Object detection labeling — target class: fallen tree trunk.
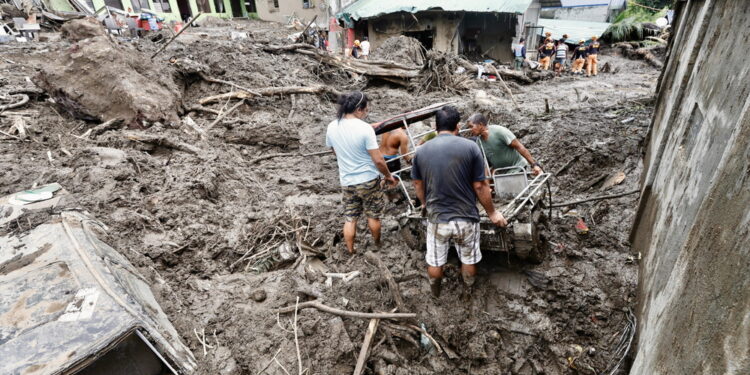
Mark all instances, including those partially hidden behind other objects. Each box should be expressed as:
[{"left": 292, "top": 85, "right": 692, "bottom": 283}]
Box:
[
  {"left": 264, "top": 43, "right": 421, "bottom": 83},
  {"left": 199, "top": 85, "right": 340, "bottom": 105},
  {"left": 613, "top": 42, "right": 663, "bottom": 69}
]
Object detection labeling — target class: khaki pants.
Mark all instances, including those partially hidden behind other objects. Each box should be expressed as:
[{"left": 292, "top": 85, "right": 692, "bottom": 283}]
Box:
[
  {"left": 572, "top": 58, "right": 585, "bottom": 73},
  {"left": 539, "top": 56, "right": 551, "bottom": 70},
  {"left": 586, "top": 54, "right": 599, "bottom": 76}
]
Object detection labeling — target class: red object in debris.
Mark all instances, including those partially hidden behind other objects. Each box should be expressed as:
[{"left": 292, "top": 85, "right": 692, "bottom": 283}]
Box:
[
  {"left": 173, "top": 22, "right": 183, "bottom": 33},
  {"left": 575, "top": 218, "right": 589, "bottom": 235}
]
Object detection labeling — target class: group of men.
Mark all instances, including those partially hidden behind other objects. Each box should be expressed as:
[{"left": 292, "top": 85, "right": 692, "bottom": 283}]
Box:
[
  {"left": 325, "top": 92, "right": 543, "bottom": 297},
  {"left": 513, "top": 32, "right": 601, "bottom": 76}
]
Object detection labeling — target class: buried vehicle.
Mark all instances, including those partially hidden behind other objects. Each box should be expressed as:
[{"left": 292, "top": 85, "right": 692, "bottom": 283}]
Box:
[
  {"left": 0, "top": 184, "right": 196, "bottom": 374},
  {"left": 373, "top": 104, "right": 552, "bottom": 263}
]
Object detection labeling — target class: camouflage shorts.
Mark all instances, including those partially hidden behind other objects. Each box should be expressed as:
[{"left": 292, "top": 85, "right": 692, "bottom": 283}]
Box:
[{"left": 342, "top": 178, "right": 385, "bottom": 221}]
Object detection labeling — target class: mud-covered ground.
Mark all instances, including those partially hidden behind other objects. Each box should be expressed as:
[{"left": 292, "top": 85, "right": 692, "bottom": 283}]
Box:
[{"left": 0, "top": 18, "right": 658, "bottom": 375}]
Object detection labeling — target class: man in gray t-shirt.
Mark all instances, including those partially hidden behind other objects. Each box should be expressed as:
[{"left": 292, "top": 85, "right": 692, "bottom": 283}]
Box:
[{"left": 411, "top": 106, "right": 507, "bottom": 298}]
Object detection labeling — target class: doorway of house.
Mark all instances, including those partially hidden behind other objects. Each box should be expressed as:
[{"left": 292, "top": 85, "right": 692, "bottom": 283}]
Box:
[
  {"left": 245, "top": 0, "right": 256, "bottom": 13},
  {"left": 175, "top": 0, "right": 192, "bottom": 22},
  {"left": 404, "top": 30, "right": 434, "bottom": 49},
  {"left": 229, "top": 0, "right": 244, "bottom": 17}
]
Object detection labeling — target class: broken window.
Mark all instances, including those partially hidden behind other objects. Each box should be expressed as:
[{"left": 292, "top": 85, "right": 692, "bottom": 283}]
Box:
[
  {"left": 196, "top": 0, "right": 211, "bottom": 13},
  {"left": 302, "top": 0, "right": 310, "bottom": 9},
  {"left": 213, "top": 0, "right": 225, "bottom": 13},
  {"left": 153, "top": 0, "right": 172, "bottom": 12}
]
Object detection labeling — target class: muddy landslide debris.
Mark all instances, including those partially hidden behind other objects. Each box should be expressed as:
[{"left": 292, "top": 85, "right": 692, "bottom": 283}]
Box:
[{"left": 34, "top": 35, "right": 181, "bottom": 125}]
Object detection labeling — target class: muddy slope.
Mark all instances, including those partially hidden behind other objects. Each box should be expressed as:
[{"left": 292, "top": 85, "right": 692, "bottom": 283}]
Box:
[{"left": 0, "top": 19, "right": 658, "bottom": 375}]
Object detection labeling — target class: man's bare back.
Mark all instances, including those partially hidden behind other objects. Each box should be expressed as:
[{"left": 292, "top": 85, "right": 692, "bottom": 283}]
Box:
[{"left": 380, "top": 128, "right": 409, "bottom": 158}]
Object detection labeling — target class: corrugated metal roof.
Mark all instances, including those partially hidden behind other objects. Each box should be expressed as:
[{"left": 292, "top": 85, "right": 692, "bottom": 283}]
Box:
[
  {"left": 537, "top": 18, "right": 610, "bottom": 43},
  {"left": 339, "top": 0, "right": 534, "bottom": 21}
]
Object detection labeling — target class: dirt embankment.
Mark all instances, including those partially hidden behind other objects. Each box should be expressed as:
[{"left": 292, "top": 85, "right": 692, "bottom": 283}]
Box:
[{"left": 0, "top": 18, "right": 659, "bottom": 375}]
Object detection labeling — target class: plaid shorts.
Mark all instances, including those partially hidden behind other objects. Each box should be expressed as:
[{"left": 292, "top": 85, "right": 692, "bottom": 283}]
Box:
[
  {"left": 342, "top": 178, "right": 385, "bottom": 221},
  {"left": 425, "top": 221, "right": 481, "bottom": 267}
]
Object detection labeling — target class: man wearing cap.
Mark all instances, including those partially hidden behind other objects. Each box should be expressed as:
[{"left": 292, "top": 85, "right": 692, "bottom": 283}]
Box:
[
  {"left": 571, "top": 40, "right": 588, "bottom": 75},
  {"left": 538, "top": 38, "right": 555, "bottom": 70},
  {"left": 587, "top": 36, "right": 602, "bottom": 77}
]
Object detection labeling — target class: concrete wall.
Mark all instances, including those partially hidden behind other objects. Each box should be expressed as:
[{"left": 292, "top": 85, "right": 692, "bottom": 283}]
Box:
[
  {"left": 540, "top": 5, "right": 609, "bottom": 22},
  {"left": 365, "top": 11, "right": 520, "bottom": 63},
  {"left": 255, "top": 0, "right": 328, "bottom": 25},
  {"left": 366, "top": 12, "right": 461, "bottom": 55},
  {"left": 630, "top": 0, "right": 750, "bottom": 374}
]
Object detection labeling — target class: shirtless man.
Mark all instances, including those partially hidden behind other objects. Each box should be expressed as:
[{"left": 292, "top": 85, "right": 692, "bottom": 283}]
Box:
[{"left": 379, "top": 128, "right": 411, "bottom": 175}]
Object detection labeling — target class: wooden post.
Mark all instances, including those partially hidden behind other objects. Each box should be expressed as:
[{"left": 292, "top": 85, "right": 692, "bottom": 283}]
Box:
[
  {"left": 352, "top": 318, "right": 380, "bottom": 375},
  {"left": 151, "top": 13, "right": 202, "bottom": 60}
]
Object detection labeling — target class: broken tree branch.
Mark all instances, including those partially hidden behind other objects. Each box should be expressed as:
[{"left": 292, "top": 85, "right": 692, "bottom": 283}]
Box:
[
  {"left": 365, "top": 251, "right": 406, "bottom": 312},
  {"left": 123, "top": 131, "right": 202, "bottom": 155},
  {"left": 295, "top": 14, "right": 317, "bottom": 43},
  {"left": 483, "top": 63, "right": 520, "bottom": 109},
  {"left": 199, "top": 85, "right": 339, "bottom": 105},
  {"left": 0, "top": 129, "right": 23, "bottom": 141},
  {"left": 186, "top": 104, "right": 221, "bottom": 115},
  {"left": 353, "top": 318, "right": 380, "bottom": 375},
  {"left": 0, "top": 94, "right": 30, "bottom": 111},
  {"left": 276, "top": 300, "right": 416, "bottom": 320},
  {"left": 293, "top": 297, "right": 304, "bottom": 375},
  {"left": 551, "top": 189, "right": 640, "bottom": 208},
  {"left": 198, "top": 73, "right": 262, "bottom": 96},
  {"left": 89, "top": 118, "right": 124, "bottom": 137},
  {"left": 207, "top": 99, "right": 244, "bottom": 130}
]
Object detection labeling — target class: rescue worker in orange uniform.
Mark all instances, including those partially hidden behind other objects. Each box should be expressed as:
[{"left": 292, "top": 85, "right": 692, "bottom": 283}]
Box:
[
  {"left": 538, "top": 38, "right": 555, "bottom": 70},
  {"left": 571, "top": 39, "right": 588, "bottom": 74},
  {"left": 586, "top": 36, "right": 602, "bottom": 77}
]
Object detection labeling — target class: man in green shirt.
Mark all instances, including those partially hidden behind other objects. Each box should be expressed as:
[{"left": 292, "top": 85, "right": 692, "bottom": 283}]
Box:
[{"left": 467, "top": 113, "right": 543, "bottom": 176}]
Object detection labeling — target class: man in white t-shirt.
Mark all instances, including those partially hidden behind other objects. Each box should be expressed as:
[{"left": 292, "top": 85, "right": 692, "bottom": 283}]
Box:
[
  {"left": 326, "top": 91, "right": 396, "bottom": 254},
  {"left": 360, "top": 36, "right": 371, "bottom": 60}
]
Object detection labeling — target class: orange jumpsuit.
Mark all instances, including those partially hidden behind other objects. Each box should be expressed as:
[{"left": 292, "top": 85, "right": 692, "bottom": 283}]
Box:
[
  {"left": 571, "top": 45, "right": 588, "bottom": 73},
  {"left": 587, "top": 41, "right": 601, "bottom": 76},
  {"left": 538, "top": 42, "right": 555, "bottom": 70}
]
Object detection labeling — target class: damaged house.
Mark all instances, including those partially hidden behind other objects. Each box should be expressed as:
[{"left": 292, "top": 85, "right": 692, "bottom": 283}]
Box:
[{"left": 338, "top": 0, "right": 542, "bottom": 63}]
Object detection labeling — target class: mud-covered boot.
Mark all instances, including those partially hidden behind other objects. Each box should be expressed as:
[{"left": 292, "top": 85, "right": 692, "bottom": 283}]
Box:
[{"left": 429, "top": 277, "right": 442, "bottom": 298}]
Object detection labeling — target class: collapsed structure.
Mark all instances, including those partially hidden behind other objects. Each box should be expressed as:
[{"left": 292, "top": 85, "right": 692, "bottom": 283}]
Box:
[
  {"left": 0, "top": 185, "right": 196, "bottom": 374},
  {"left": 338, "top": 0, "right": 543, "bottom": 63}
]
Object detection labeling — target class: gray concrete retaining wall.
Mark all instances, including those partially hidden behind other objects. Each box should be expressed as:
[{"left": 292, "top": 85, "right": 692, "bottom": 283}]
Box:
[{"left": 630, "top": 0, "right": 750, "bottom": 373}]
